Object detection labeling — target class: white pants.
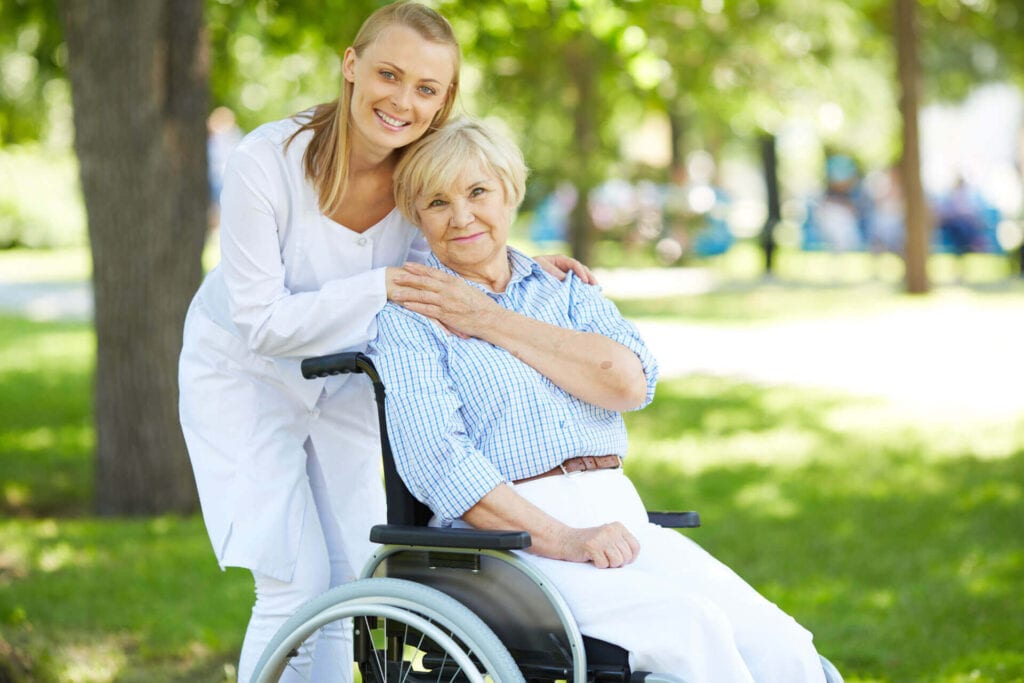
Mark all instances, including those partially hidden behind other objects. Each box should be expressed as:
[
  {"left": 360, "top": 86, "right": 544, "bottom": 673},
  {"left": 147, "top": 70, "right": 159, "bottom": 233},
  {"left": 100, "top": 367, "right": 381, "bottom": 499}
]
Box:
[
  {"left": 237, "top": 439, "right": 380, "bottom": 683},
  {"left": 508, "top": 469, "right": 825, "bottom": 683}
]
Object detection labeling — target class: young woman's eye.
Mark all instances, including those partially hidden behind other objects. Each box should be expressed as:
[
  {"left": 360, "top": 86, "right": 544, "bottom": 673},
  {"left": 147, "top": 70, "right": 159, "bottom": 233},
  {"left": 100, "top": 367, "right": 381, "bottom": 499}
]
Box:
[
  {"left": 380, "top": 70, "right": 397, "bottom": 81},
  {"left": 418, "top": 85, "right": 437, "bottom": 96}
]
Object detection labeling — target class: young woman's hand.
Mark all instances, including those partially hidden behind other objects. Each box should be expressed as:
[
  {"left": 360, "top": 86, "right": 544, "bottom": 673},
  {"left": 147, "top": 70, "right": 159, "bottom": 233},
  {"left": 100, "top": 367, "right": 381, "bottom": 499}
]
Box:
[{"left": 534, "top": 254, "right": 597, "bottom": 285}]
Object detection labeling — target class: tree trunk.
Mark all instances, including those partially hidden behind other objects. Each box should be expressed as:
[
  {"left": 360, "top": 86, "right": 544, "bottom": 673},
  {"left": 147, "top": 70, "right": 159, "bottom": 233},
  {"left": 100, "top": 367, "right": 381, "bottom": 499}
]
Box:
[
  {"left": 760, "top": 134, "right": 781, "bottom": 276},
  {"left": 565, "top": 38, "right": 599, "bottom": 265},
  {"left": 61, "top": 1, "right": 208, "bottom": 514},
  {"left": 894, "top": 0, "right": 930, "bottom": 294}
]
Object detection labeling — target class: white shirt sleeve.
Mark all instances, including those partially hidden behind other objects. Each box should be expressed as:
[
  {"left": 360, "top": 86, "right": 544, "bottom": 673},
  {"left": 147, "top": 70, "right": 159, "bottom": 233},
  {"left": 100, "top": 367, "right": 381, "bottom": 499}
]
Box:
[
  {"left": 406, "top": 232, "right": 430, "bottom": 265},
  {"left": 217, "top": 138, "right": 389, "bottom": 359}
]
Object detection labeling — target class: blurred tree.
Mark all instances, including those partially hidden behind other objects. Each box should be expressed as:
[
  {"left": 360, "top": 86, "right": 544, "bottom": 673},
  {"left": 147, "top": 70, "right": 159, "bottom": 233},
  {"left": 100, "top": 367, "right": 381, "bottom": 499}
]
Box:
[
  {"left": 0, "top": 0, "right": 65, "bottom": 144},
  {"left": 895, "top": 0, "right": 931, "bottom": 294},
  {"left": 61, "top": 0, "right": 208, "bottom": 514},
  {"left": 205, "top": 0, "right": 381, "bottom": 131},
  {"left": 440, "top": 0, "right": 655, "bottom": 263}
]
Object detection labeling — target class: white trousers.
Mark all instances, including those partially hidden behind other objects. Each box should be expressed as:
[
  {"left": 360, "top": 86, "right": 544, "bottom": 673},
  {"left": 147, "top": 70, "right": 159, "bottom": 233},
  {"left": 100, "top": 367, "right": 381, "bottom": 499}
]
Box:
[
  {"left": 509, "top": 469, "right": 826, "bottom": 683},
  {"left": 236, "top": 437, "right": 383, "bottom": 683}
]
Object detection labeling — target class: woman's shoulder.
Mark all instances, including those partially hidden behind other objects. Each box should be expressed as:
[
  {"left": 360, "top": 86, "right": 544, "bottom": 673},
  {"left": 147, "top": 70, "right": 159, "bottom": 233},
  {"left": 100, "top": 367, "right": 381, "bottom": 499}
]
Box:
[{"left": 235, "top": 116, "right": 307, "bottom": 158}]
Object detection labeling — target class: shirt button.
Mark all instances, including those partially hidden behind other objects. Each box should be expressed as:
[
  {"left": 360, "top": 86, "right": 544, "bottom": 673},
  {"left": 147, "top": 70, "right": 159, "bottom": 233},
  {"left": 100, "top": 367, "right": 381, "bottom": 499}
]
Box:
[
  {"left": 357, "top": 237, "right": 368, "bottom": 246},
  {"left": 310, "top": 408, "right": 320, "bottom": 419}
]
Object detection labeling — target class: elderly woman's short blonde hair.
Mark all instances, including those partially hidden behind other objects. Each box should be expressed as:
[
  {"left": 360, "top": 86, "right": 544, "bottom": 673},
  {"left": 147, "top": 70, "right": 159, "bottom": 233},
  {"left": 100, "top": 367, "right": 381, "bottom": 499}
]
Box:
[{"left": 393, "top": 116, "right": 527, "bottom": 226}]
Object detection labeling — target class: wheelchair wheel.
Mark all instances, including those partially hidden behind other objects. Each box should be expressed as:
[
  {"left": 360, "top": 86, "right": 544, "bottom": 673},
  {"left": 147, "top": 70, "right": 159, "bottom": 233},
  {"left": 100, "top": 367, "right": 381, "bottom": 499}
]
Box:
[{"left": 250, "top": 577, "right": 524, "bottom": 683}]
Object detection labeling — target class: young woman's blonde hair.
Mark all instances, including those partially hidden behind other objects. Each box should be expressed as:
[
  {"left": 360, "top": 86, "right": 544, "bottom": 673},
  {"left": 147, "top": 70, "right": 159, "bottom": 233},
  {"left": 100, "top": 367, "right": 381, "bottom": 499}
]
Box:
[
  {"left": 288, "top": 1, "right": 460, "bottom": 215},
  {"left": 393, "top": 117, "right": 527, "bottom": 226}
]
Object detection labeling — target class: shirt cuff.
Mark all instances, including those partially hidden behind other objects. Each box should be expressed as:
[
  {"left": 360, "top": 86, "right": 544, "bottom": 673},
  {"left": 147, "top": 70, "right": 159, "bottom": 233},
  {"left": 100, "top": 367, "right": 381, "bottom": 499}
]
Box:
[{"left": 429, "top": 450, "right": 505, "bottom": 525}]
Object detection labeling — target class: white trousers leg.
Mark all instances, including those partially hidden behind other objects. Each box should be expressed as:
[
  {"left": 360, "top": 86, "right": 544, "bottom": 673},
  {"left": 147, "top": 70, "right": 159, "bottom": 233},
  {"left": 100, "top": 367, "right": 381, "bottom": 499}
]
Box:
[
  {"left": 236, "top": 416, "right": 385, "bottom": 683},
  {"left": 509, "top": 469, "right": 825, "bottom": 683},
  {"left": 236, "top": 455, "right": 331, "bottom": 683}
]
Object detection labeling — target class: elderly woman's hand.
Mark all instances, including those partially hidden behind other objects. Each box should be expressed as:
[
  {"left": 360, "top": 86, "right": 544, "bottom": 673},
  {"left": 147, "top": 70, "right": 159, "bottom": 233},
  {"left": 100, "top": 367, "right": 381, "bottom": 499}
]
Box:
[
  {"left": 388, "top": 262, "right": 501, "bottom": 337},
  {"left": 561, "top": 522, "right": 640, "bottom": 569}
]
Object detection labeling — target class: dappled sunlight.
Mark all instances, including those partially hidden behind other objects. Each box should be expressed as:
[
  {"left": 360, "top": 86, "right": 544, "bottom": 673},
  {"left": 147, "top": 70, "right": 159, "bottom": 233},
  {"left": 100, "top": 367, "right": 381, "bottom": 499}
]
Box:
[
  {"left": 0, "top": 329, "right": 94, "bottom": 371},
  {"left": 732, "top": 480, "right": 799, "bottom": 518},
  {"left": 954, "top": 479, "right": 1022, "bottom": 512},
  {"left": 954, "top": 547, "right": 1023, "bottom": 598},
  {"left": 3, "top": 424, "right": 92, "bottom": 453},
  {"left": 58, "top": 638, "right": 127, "bottom": 683}
]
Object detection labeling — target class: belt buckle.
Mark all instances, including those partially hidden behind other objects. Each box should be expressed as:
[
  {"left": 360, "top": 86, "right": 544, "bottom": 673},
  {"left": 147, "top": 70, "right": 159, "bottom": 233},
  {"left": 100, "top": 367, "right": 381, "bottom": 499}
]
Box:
[{"left": 559, "top": 461, "right": 583, "bottom": 478}]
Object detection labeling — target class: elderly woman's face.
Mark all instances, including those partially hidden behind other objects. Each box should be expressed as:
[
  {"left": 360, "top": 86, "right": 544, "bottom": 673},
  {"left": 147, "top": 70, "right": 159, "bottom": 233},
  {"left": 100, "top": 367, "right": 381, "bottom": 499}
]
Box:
[{"left": 416, "top": 158, "right": 513, "bottom": 279}]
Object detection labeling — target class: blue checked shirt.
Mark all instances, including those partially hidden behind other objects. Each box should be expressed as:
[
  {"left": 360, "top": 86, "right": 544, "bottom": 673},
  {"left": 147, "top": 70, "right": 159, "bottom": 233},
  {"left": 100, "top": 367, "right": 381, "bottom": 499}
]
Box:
[{"left": 367, "top": 248, "right": 658, "bottom": 525}]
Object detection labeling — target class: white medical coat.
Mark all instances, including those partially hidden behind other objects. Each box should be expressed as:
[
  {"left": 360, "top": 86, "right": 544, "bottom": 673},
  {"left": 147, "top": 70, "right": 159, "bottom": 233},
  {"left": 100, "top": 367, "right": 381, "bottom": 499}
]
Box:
[{"left": 178, "top": 116, "right": 427, "bottom": 580}]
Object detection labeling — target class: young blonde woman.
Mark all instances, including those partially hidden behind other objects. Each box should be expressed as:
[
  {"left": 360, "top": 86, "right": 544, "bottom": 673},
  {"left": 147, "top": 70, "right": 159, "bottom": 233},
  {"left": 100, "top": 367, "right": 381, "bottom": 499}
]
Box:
[{"left": 178, "top": 3, "right": 588, "bottom": 680}]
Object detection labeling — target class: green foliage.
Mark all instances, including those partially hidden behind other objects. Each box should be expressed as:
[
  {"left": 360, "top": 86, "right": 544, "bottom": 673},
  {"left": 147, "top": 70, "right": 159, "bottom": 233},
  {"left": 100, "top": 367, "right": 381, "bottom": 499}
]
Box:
[
  {"left": 0, "top": 146, "right": 87, "bottom": 248},
  {"left": 0, "top": 0, "right": 66, "bottom": 145},
  {"left": 205, "top": 0, "right": 383, "bottom": 131}
]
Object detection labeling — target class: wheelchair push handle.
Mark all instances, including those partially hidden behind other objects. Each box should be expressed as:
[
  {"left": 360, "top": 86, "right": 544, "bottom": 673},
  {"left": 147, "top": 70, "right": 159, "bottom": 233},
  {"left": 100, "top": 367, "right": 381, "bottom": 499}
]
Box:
[{"left": 301, "top": 351, "right": 380, "bottom": 382}]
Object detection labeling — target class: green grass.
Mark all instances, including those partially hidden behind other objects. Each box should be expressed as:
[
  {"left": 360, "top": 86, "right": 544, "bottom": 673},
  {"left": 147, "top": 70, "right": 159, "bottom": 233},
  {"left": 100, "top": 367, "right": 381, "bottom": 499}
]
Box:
[
  {"left": 625, "top": 379, "right": 1024, "bottom": 683},
  {"left": 0, "top": 315, "right": 94, "bottom": 517},
  {"left": 1, "top": 288, "right": 1023, "bottom": 681}
]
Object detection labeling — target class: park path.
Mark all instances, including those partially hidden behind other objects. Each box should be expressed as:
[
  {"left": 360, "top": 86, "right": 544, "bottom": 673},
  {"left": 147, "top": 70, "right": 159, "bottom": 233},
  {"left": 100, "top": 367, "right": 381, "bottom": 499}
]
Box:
[
  {"left": 2, "top": 269, "right": 1022, "bottom": 419},
  {"left": 594, "top": 267, "right": 1024, "bottom": 419}
]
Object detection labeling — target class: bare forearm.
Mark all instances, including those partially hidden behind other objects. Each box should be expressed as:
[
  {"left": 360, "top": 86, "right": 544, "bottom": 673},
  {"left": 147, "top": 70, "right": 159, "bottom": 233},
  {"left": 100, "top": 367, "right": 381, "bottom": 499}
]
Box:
[
  {"left": 475, "top": 308, "right": 647, "bottom": 411},
  {"left": 462, "top": 484, "right": 571, "bottom": 559},
  {"left": 463, "top": 484, "right": 640, "bottom": 568}
]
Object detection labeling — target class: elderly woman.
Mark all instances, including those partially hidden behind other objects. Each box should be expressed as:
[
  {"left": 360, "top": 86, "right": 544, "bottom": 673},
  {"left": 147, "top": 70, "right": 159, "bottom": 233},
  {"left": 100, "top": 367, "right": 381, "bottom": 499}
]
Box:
[{"left": 369, "top": 117, "right": 826, "bottom": 682}]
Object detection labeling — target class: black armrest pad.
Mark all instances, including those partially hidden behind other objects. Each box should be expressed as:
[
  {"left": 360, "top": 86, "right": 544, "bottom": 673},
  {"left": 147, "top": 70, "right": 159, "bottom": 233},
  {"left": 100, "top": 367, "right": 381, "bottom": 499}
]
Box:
[
  {"left": 370, "top": 524, "right": 532, "bottom": 550},
  {"left": 648, "top": 511, "right": 701, "bottom": 528}
]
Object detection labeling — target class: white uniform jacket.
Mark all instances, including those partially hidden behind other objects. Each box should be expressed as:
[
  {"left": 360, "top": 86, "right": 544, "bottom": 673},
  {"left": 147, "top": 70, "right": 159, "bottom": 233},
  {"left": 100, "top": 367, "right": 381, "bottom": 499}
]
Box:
[{"left": 178, "top": 116, "right": 426, "bottom": 580}]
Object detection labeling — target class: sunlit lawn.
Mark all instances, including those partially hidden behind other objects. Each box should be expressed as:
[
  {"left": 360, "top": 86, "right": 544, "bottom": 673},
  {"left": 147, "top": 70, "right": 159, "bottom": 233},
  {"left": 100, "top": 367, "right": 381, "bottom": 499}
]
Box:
[{"left": 1, "top": 262, "right": 1023, "bottom": 681}]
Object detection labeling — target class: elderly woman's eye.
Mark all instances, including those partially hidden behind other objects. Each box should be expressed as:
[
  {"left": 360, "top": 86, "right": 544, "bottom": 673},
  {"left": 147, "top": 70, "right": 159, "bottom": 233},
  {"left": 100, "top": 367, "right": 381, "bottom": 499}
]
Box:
[
  {"left": 427, "top": 198, "right": 447, "bottom": 208},
  {"left": 470, "top": 187, "right": 486, "bottom": 197}
]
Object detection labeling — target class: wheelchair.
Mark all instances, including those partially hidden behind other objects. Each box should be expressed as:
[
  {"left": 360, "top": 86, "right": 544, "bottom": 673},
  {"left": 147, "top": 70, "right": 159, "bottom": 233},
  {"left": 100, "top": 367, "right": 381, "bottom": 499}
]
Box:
[{"left": 251, "top": 352, "right": 844, "bottom": 683}]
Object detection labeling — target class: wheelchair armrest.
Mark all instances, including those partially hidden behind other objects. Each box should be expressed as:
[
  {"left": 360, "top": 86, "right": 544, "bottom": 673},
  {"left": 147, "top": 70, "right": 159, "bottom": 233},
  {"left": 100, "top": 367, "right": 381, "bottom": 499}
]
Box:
[
  {"left": 647, "top": 511, "right": 700, "bottom": 528},
  {"left": 370, "top": 524, "right": 532, "bottom": 550}
]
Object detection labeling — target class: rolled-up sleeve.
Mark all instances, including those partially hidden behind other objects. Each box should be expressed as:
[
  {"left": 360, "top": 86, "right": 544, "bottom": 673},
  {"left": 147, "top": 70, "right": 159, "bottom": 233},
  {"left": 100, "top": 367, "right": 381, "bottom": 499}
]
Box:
[
  {"left": 368, "top": 305, "right": 504, "bottom": 525},
  {"left": 566, "top": 274, "right": 659, "bottom": 409}
]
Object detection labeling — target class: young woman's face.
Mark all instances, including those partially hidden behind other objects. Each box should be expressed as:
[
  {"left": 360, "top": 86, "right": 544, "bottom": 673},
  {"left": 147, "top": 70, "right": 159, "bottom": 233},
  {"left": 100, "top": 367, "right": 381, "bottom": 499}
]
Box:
[
  {"left": 415, "top": 157, "right": 513, "bottom": 281},
  {"left": 343, "top": 25, "right": 456, "bottom": 159}
]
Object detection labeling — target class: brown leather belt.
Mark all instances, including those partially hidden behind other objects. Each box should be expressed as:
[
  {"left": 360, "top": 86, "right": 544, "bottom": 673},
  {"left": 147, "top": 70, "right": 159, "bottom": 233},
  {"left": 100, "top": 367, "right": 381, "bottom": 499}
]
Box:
[{"left": 513, "top": 455, "right": 623, "bottom": 485}]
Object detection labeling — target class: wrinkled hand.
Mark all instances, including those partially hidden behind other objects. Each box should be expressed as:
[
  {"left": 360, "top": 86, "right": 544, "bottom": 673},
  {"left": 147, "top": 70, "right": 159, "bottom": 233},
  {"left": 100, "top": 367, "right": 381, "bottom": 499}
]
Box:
[
  {"left": 534, "top": 254, "right": 597, "bottom": 285},
  {"left": 561, "top": 522, "right": 640, "bottom": 569},
  {"left": 388, "top": 262, "right": 500, "bottom": 337}
]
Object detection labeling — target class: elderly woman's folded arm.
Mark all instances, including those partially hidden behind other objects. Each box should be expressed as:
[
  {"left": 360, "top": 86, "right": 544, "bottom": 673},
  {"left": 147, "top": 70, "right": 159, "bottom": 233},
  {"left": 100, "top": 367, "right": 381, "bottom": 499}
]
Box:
[
  {"left": 474, "top": 306, "right": 648, "bottom": 412},
  {"left": 462, "top": 483, "right": 641, "bottom": 569}
]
